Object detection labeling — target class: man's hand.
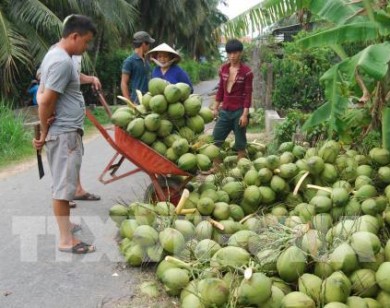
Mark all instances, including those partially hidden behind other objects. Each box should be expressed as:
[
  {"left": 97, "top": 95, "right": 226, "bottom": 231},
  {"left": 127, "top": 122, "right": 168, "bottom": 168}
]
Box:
[
  {"left": 32, "top": 134, "right": 46, "bottom": 151},
  {"left": 91, "top": 76, "right": 101, "bottom": 91},
  {"left": 239, "top": 114, "right": 249, "bottom": 127}
]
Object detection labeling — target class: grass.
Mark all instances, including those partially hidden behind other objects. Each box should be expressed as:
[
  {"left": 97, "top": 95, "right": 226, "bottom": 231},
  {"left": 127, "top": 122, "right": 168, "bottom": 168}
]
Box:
[
  {"left": 0, "top": 103, "right": 111, "bottom": 170},
  {"left": 0, "top": 102, "right": 35, "bottom": 169}
]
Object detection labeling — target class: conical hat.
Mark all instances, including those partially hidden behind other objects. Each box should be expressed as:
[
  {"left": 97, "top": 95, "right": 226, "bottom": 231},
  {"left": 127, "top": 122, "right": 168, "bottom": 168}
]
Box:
[{"left": 147, "top": 43, "right": 181, "bottom": 62}]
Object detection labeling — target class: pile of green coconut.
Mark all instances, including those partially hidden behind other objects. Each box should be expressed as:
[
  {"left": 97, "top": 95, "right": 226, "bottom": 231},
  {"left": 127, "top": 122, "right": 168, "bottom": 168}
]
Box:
[
  {"left": 110, "top": 77, "right": 220, "bottom": 173},
  {"left": 110, "top": 135, "right": 390, "bottom": 307}
]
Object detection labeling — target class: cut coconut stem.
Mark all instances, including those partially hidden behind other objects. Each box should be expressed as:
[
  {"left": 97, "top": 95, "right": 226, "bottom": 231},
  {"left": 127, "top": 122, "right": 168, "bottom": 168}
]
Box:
[
  {"left": 165, "top": 256, "right": 191, "bottom": 269},
  {"left": 293, "top": 171, "right": 310, "bottom": 195},
  {"left": 175, "top": 189, "right": 190, "bottom": 214},
  {"left": 179, "top": 208, "right": 196, "bottom": 215},
  {"left": 208, "top": 218, "right": 225, "bottom": 230},
  {"left": 244, "top": 267, "right": 253, "bottom": 280},
  {"left": 306, "top": 184, "right": 332, "bottom": 193},
  {"left": 239, "top": 213, "right": 256, "bottom": 224},
  {"left": 117, "top": 95, "right": 138, "bottom": 110}
]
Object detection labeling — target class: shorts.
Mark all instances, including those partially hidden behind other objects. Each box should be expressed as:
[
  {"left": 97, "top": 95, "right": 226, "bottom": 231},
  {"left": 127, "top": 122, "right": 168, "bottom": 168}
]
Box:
[
  {"left": 45, "top": 131, "right": 83, "bottom": 201},
  {"left": 212, "top": 109, "right": 247, "bottom": 151}
]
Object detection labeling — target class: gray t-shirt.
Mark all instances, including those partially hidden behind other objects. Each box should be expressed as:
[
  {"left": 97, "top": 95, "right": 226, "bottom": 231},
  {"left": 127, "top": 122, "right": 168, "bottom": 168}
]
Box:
[{"left": 39, "top": 47, "right": 85, "bottom": 135}]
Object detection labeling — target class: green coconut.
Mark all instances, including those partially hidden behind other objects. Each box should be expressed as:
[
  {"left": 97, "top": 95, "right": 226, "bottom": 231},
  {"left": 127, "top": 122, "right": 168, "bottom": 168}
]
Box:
[
  {"left": 186, "top": 115, "right": 205, "bottom": 134},
  {"left": 314, "top": 258, "right": 334, "bottom": 279},
  {"left": 331, "top": 187, "right": 350, "bottom": 207},
  {"left": 119, "top": 219, "right": 139, "bottom": 240},
  {"left": 376, "top": 262, "right": 390, "bottom": 292},
  {"left": 132, "top": 225, "right": 159, "bottom": 247},
  {"left": 364, "top": 298, "right": 382, "bottom": 308},
  {"left": 167, "top": 102, "right": 185, "bottom": 119},
  {"left": 350, "top": 268, "right": 379, "bottom": 298},
  {"left": 281, "top": 291, "right": 315, "bottom": 308},
  {"left": 346, "top": 296, "right": 369, "bottom": 308},
  {"left": 139, "top": 130, "right": 156, "bottom": 145},
  {"left": 109, "top": 203, "right": 129, "bottom": 226},
  {"left": 350, "top": 231, "right": 381, "bottom": 262},
  {"left": 197, "top": 197, "right": 215, "bottom": 215},
  {"left": 259, "top": 186, "right": 276, "bottom": 204},
  {"left": 148, "top": 77, "right": 168, "bottom": 95},
  {"left": 262, "top": 286, "right": 285, "bottom": 308},
  {"left": 238, "top": 272, "right": 272, "bottom": 305},
  {"left": 149, "top": 94, "right": 168, "bottom": 114},
  {"left": 216, "top": 190, "right": 230, "bottom": 203},
  {"left": 198, "top": 107, "right": 214, "bottom": 124},
  {"left": 210, "top": 246, "right": 250, "bottom": 269},
  {"left": 175, "top": 82, "right": 191, "bottom": 101},
  {"left": 134, "top": 203, "right": 156, "bottom": 225},
  {"left": 276, "top": 246, "right": 307, "bottom": 282},
  {"left": 199, "top": 144, "right": 220, "bottom": 160},
  {"left": 195, "top": 220, "right": 213, "bottom": 240},
  {"left": 174, "top": 220, "right": 195, "bottom": 240},
  {"left": 298, "top": 273, "right": 322, "bottom": 303},
  {"left": 156, "top": 260, "right": 177, "bottom": 280},
  {"left": 162, "top": 268, "right": 189, "bottom": 291},
  {"left": 124, "top": 244, "right": 144, "bottom": 266},
  {"left": 126, "top": 117, "right": 145, "bottom": 138},
  {"left": 318, "top": 140, "right": 340, "bottom": 163},
  {"left": 256, "top": 249, "right": 278, "bottom": 272},
  {"left": 178, "top": 153, "right": 197, "bottom": 172},
  {"left": 183, "top": 95, "right": 202, "bottom": 116},
  {"left": 329, "top": 242, "right": 358, "bottom": 274},
  {"left": 164, "top": 84, "right": 182, "bottom": 103},
  {"left": 146, "top": 244, "right": 164, "bottom": 262},
  {"left": 194, "top": 239, "right": 221, "bottom": 261},
  {"left": 196, "top": 154, "right": 212, "bottom": 171},
  {"left": 212, "top": 202, "right": 230, "bottom": 220},
  {"left": 310, "top": 195, "right": 332, "bottom": 213},
  {"left": 111, "top": 110, "right": 134, "bottom": 128},
  {"left": 307, "top": 156, "right": 325, "bottom": 175},
  {"left": 181, "top": 294, "right": 204, "bottom": 308},
  {"left": 369, "top": 147, "right": 390, "bottom": 166},
  {"left": 172, "top": 138, "right": 189, "bottom": 156},
  {"left": 156, "top": 119, "right": 173, "bottom": 137},
  {"left": 321, "top": 271, "right": 351, "bottom": 304},
  {"left": 159, "top": 228, "right": 186, "bottom": 254},
  {"left": 198, "top": 278, "right": 229, "bottom": 307},
  {"left": 355, "top": 184, "right": 378, "bottom": 202}
]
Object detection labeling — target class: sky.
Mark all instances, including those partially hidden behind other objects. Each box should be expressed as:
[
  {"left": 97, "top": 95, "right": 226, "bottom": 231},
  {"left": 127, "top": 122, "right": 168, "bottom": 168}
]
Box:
[{"left": 218, "top": 0, "right": 262, "bottom": 19}]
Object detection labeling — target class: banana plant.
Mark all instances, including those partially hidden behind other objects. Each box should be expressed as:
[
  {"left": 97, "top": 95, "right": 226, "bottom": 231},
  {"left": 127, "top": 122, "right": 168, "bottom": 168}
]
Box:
[{"left": 222, "top": 0, "right": 390, "bottom": 148}]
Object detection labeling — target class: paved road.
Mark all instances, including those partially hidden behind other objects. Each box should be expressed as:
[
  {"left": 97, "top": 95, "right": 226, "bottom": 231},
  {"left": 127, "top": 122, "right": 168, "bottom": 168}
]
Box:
[{"left": 0, "top": 79, "right": 217, "bottom": 308}]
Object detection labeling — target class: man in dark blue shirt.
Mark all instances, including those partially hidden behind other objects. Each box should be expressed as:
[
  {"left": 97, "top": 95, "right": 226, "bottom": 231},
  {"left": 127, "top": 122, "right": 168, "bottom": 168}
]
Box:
[{"left": 120, "top": 31, "right": 155, "bottom": 104}]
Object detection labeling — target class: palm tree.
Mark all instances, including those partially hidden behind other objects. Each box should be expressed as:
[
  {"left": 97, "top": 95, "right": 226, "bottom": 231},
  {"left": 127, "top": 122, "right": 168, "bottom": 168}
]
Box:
[
  {"left": 130, "top": 0, "right": 227, "bottom": 59},
  {"left": 0, "top": 0, "right": 137, "bottom": 97}
]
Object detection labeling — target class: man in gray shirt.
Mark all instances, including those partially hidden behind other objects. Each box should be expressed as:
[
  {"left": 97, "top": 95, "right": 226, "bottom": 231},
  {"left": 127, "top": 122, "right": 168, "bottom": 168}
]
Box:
[{"left": 33, "top": 15, "right": 97, "bottom": 254}]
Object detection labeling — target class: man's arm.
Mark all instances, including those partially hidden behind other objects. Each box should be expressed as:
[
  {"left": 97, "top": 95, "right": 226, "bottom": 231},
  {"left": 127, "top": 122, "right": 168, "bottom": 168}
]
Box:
[
  {"left": 80, "top": 73, "right": 101, "bottom": 91},
  {"left": 33, "top": 87, "right": 58, "bottom": 150},
  {"left": 120, "top": 73, "right": 131, "bottom": 99}
]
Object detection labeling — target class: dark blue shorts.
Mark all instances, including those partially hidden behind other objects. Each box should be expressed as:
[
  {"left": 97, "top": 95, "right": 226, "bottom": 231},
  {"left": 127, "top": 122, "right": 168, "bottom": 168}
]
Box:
[{"left": 212, "top": 109, "right": 247, "bottom": 151}]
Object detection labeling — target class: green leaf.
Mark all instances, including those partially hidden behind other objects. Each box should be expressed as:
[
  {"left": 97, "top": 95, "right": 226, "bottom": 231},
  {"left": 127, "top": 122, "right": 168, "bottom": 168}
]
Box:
[
  {"left": 309, "top": 0, "right": 366, "bottom": 25},
  {"left": 297, "top": 22, "right": 380, "bottom": 49},
  {"left": 341, "top": 42, "right": 390, "bottom": 80}
]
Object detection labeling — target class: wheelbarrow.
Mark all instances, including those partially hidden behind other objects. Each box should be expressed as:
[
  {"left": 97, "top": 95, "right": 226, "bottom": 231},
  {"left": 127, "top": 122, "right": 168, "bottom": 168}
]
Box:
[{"left": 85, "top": 92, "right": 194, "bottom": 205}]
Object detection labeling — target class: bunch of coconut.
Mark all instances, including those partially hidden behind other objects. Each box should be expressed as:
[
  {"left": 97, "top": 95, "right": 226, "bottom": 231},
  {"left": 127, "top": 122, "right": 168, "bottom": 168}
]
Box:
[
  {"left": 109, "top": 139, "right": 390, "bottom": 307},
  {"left": 110, "top": 77, "right": 219, "bottom": 173}
]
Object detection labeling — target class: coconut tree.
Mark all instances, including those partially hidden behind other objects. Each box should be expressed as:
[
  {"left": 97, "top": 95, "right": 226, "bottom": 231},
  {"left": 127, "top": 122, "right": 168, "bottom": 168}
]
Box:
[
  {"left": 222, "top": 0, "right": 390, "bottom": 149},
  {"left": 0, "top": 0, "right": 137, "bottom": 97},
  {"left": 130, "top": 0, "right": 227, "bottom": 59}
]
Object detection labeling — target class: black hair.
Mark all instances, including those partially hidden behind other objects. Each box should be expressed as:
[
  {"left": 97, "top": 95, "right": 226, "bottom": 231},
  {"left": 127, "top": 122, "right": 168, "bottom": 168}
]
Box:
[
  {"left": 132, "top": 41, "right": 144, "bottom": 49},
  {"left": 62, "top": 15, "right": 97, "bottom": 38},
  {"left": 225, "top": 39, "right": 243, "bottom": 53}
]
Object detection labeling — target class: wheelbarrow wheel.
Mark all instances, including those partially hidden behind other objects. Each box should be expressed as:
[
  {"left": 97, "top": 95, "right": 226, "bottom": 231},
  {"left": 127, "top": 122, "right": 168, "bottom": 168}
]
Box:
[{"left": 144, "top": 177, "right": 183, "bottom": 205}]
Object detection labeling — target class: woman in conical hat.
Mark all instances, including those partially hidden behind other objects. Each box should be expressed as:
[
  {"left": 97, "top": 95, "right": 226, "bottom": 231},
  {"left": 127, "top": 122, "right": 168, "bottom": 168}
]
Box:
[{"left": 147, "top": 43, "right": 193, "bottom": 92}]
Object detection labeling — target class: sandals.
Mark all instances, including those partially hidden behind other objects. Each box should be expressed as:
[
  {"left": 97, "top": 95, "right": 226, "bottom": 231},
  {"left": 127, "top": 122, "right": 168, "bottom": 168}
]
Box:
[
  {"left": 73, "top": 192, "right": 101, "bottom": 201},
  {"left": 59, "top": 241, "right": 95, "bottom": 254},
  {"left": 69, "top": 201, "right": 77, "bottom": 208}
]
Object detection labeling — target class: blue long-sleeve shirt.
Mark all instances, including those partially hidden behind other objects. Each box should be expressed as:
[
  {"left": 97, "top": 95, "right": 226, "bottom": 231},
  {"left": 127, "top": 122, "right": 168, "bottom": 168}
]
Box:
[{"left": 152, "top": 64, "right": 193, "bottom": 93}]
